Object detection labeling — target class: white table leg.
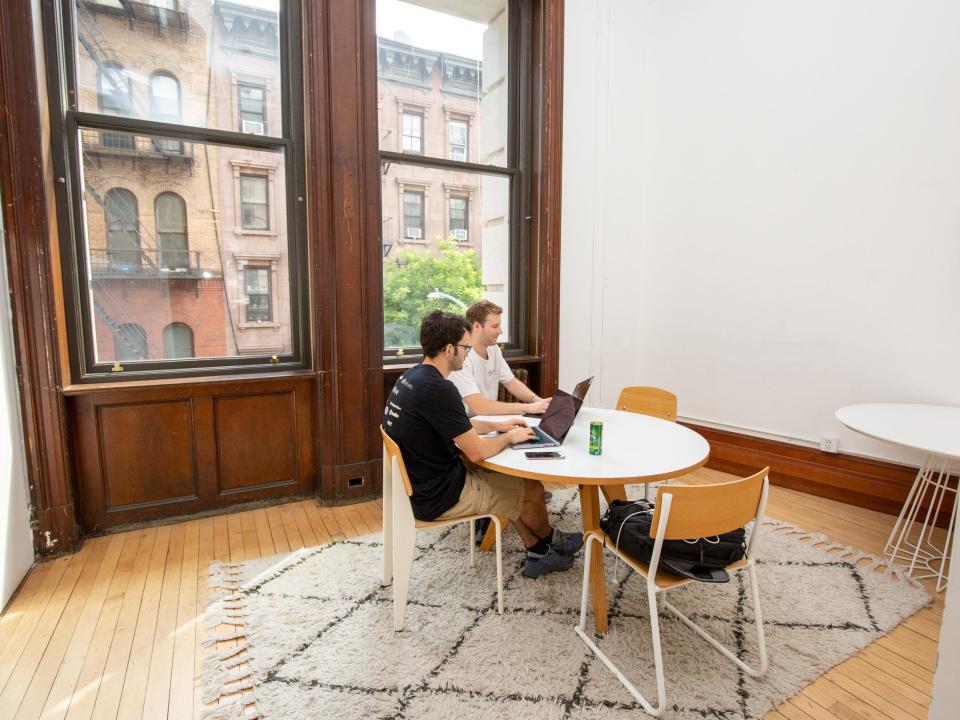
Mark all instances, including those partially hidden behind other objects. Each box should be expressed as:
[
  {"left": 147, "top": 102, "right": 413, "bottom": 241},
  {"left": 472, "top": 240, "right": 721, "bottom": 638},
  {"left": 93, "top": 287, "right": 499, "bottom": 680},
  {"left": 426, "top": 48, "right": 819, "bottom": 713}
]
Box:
[{"left": 885, "top": 453, "right": 956, "bottom": 590}]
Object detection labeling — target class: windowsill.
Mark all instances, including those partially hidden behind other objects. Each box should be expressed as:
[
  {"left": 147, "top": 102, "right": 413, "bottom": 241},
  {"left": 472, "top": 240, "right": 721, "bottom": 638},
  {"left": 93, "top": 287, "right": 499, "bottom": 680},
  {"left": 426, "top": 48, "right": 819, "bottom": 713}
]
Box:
[
  {"left": 398, "top": 238, "right": 428, "bottom": 246},
  {"left": 239, "top": 321, "right": 281, "bottom": 330},
  {"left": 62, "top": 367, "right": 313, "bottom": 395},
  {"left": 234, "top": 229, "right": 278, "bottom": 238}
]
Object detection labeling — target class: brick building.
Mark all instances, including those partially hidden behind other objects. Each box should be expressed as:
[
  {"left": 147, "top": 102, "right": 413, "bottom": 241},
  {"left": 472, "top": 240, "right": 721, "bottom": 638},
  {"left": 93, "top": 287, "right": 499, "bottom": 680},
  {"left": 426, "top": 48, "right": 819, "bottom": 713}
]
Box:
[{"left": 76, "top": 0, "right": 293, "bottom": 361}]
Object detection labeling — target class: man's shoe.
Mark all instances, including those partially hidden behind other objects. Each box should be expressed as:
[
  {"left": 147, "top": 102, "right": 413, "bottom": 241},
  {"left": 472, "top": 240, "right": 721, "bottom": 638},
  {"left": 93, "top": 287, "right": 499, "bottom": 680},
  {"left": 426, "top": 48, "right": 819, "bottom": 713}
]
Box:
[
  {"left": 523, "top": 547, "right": 575, "bottom": 578},
  {"left": 474, "top": 517, "right": 492, "bottom": 545},
  {"left": 548, "top": 528, "right": 584, "bottom": 555}
]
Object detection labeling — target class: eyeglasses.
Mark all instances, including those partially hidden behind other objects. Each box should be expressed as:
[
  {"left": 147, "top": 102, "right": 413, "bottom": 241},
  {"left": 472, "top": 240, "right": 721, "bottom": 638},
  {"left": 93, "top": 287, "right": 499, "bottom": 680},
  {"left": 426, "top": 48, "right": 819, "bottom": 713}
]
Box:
[{"left": 456, "top": 344, "right": 472, "bottom": 355}]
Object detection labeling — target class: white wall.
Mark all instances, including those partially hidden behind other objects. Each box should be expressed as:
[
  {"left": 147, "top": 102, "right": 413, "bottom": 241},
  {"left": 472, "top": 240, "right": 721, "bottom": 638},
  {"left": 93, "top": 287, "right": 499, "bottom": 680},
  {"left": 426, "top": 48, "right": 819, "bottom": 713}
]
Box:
[
  {"left": 560, "top": 0, "right": 960, "bottom": 466},
  {"left": 1, "top": 185, "right": 34, "bottom": 610}
]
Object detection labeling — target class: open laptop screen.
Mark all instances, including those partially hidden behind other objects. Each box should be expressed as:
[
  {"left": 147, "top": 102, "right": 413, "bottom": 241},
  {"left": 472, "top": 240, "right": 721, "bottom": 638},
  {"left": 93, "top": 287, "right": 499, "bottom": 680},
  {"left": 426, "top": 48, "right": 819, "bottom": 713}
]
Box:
[
  {"left": 571, "top": 376, "right": 594, "bottom": 401},
  {"left": 536, "top": 390, "right": 584, "bottom": 444}
]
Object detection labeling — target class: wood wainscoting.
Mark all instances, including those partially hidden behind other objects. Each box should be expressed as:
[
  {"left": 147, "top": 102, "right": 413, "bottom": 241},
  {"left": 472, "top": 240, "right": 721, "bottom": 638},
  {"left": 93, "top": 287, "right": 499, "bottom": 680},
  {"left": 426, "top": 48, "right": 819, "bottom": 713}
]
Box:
[
  {"left": 685, "top": 422, "right": 953, "bottom": 528},
  {"left": 66, "top": 374, "right": 316, "bottom": 533}
]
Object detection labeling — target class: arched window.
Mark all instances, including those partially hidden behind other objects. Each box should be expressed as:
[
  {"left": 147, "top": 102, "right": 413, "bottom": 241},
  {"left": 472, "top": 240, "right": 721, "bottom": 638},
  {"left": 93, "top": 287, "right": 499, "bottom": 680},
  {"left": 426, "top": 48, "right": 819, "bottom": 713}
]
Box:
[
  {"left": 114, "top": 323, "right": 147, "bottom": 361},
  {"left": 149, "top": 71, "right": 181, "bottom": 119},
  {"left": 97, "top": 63, "right": 133, "bottom": 149},
  {"left": 155, "top": 192, "right": 188, "bottom": 270},
  {"left": 149, "top": 72, "right": 182, "bottom": 154},
  {"left": 162, "top": 323, "right": 194, "bottom": 359},
  {"left": 104, "top": 188, "right": 140, "bottom": 270}
]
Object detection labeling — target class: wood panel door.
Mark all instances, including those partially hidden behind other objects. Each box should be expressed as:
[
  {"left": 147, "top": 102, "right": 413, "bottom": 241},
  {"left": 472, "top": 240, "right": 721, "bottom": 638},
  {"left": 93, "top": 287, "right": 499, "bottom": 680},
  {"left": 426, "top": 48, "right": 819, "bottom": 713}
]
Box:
[{"left": 69, "top": 374, "right": 315, "bottom": 532}]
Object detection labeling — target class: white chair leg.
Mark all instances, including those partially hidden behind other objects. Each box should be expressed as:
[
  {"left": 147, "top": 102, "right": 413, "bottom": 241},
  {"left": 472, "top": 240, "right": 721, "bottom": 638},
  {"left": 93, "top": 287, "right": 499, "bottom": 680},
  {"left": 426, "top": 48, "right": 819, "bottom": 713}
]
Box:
[
  {"left": 392, "top": 517, "right": 415, "bottom": 632},
  {"left": 469, "top": 519, "right": 476, "bottom": 568},
  {"left": 492, "top": 516, "right": 503, "bottom": 615},
  {"left": 748, "top": 563, "right": 768, "bottom": 675},
  {"left": 663, "top": 566, "right": 767, "bottom": 677},
  {"left": 574, "top": 535, "right": 667, "bottom": 716},
  {"left": 382, "top": 447, "right": 393, "bottom": 586},
  {"left": 647, "top": 587, "right": 668, "bottom": 714}
]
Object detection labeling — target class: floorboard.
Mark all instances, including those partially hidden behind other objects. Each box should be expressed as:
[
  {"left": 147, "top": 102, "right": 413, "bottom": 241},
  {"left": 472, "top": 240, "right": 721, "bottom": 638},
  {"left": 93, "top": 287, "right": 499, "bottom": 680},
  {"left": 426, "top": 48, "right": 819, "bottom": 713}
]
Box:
[{"left": 0, "top": 470, "right": 947, "bottom": 719}]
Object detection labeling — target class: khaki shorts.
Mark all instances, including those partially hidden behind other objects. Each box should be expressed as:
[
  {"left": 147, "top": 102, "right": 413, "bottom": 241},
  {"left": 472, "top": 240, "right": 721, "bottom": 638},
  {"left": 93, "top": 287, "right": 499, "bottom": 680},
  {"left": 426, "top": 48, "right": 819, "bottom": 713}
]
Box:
[{"left": 438, "top": 462, "right": 524, "bottom": 522}]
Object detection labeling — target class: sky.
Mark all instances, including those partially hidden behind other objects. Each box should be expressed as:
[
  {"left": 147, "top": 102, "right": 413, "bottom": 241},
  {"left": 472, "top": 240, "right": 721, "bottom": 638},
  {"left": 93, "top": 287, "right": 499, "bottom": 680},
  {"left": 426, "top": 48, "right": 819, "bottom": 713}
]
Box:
[{"left": 375, "top": 0, "right": 485, "bottom": 60}]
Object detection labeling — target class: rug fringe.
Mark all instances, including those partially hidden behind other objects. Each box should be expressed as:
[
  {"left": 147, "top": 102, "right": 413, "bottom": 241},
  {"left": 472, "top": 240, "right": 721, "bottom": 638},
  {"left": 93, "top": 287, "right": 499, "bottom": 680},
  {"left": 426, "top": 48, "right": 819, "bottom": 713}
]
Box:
[
  {"left": 761, "top": 519, "right": 927, "bottom": 589},
  {"left": 200, "top": 697, "right": 260, "bottom": 720}
]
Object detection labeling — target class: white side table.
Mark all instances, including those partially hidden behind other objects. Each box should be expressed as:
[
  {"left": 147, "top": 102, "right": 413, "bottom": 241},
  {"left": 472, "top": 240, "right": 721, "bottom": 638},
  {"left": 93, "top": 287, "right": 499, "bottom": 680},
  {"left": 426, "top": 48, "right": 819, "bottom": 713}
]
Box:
[{"left": 836, "top": 404, "right": 960, "bottom": 591}]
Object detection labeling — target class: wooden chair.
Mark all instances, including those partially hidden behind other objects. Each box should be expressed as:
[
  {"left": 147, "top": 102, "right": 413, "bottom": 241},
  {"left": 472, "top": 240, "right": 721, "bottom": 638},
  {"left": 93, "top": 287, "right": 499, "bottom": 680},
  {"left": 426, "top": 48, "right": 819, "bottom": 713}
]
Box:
[
  {"left": 617, "top": 386, "right": 678, "bottom": 499},
  {"left": 616, "top": 386, "right": 677, "bottom": 422},
  {"left": 381, "top": 427, "right": 504, "bottom": 631},
  {"left": 575, "top": 468, "right": 770, "bottom": 716}
]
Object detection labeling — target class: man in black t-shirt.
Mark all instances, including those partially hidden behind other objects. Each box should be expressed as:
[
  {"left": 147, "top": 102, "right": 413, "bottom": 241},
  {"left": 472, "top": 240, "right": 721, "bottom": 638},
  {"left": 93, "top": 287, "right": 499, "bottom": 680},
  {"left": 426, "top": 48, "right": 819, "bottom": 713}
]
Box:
[{"left": 384, "top": 311, "right": 583, "bottom": 578}]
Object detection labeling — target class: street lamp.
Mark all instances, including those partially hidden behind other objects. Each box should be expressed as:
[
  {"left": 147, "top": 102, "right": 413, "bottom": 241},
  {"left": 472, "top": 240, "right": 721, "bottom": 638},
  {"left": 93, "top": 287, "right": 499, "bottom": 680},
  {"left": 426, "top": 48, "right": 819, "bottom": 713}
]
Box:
[{"left": 427, "top": 289, "right": 467, "bottom": 310}]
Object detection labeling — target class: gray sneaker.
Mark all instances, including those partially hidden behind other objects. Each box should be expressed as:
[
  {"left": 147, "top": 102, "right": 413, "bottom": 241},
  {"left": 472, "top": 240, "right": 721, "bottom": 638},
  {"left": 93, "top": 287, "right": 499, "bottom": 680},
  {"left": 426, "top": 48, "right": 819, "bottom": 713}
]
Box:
[
  {"left": 548, "top": 528, "right": 584, "bottom": 555},
  {"left": 523, "top": 546, "right": 575, "bottom": 578}
]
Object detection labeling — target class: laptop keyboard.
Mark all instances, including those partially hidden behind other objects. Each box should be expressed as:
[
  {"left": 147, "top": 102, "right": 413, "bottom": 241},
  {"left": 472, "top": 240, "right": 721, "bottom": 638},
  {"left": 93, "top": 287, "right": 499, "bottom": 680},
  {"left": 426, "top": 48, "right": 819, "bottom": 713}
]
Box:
[{"left": 530, "top": 426, "right": 552, "bottom": 444}]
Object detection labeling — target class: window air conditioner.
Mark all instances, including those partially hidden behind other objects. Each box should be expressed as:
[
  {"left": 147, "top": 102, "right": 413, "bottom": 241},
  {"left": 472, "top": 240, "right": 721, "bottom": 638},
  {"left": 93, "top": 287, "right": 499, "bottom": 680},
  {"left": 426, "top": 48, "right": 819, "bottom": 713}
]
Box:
[
  {"left": 452, "top": 229, "right": 468, "bottom": 241},
  {"left": 405, "top": 227, "right": 422, "bottom": 239},
  {"left": 242, "top": 120, "right": 265, "bottom": 135}
]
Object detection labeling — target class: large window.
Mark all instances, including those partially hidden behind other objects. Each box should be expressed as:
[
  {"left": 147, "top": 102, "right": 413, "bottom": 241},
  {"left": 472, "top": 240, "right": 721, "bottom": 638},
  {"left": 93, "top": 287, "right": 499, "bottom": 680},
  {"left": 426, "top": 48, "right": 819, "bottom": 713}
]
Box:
[
  {"left": 46, "top": 0, "right": 306, "bottom": 379},
  {"left": 377, "top": 0, "right": 526, "bottom": 355}
]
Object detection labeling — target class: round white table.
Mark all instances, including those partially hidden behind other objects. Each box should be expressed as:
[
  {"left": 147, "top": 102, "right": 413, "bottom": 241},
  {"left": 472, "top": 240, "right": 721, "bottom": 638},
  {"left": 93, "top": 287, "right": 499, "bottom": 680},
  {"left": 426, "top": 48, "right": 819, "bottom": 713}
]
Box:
[
  {"left": 836, "top": 404, "right": 960, "bottom": 591},
  {"left": 476, "top": 407, "right": 710, "bottom": 632}
]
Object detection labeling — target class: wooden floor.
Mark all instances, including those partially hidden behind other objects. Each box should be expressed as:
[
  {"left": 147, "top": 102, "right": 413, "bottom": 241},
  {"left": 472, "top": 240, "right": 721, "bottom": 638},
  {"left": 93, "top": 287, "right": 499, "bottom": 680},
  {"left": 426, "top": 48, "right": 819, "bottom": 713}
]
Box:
[{"left": 0, "top": 469, "right": 945, "bottom": 720}]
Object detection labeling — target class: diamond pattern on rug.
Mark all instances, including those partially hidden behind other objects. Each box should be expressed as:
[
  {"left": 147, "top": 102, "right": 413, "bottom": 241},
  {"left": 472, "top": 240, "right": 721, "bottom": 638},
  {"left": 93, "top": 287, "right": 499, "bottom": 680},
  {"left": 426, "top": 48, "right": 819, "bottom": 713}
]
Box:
[{"left": 203, "top": 489, "right": 930, "bottom": 720}]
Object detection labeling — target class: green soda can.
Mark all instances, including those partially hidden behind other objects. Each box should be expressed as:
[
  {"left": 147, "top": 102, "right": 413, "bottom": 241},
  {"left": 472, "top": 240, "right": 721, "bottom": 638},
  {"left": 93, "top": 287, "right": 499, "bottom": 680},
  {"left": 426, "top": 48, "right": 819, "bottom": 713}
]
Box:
[{"left": 589, "top": 421, "right": 603, "bottom": 455}]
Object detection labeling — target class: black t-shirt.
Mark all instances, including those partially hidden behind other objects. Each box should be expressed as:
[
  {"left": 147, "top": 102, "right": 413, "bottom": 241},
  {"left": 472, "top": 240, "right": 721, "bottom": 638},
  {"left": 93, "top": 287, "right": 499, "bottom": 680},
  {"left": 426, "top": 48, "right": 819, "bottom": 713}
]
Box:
[{"left": 383, "top": 363, "right": 473, "bottom": 520}]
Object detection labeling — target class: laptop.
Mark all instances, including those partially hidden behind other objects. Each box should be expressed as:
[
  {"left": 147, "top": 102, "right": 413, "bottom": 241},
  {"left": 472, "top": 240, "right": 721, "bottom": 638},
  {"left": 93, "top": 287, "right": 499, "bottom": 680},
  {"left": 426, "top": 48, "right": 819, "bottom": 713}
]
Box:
[
  {"left": 523, "top": 375, "right": 594, "bottom": 418},
  {"left": 511, "top": 376, "right": 593, "bottom": 450}
]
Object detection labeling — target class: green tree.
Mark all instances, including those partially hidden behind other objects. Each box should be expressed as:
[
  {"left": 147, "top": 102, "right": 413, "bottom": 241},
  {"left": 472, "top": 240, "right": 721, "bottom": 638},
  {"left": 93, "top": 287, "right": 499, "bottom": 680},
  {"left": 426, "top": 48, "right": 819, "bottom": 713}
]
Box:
[{"left": 383, "top": 239, "right": 484, "bottom": 348}]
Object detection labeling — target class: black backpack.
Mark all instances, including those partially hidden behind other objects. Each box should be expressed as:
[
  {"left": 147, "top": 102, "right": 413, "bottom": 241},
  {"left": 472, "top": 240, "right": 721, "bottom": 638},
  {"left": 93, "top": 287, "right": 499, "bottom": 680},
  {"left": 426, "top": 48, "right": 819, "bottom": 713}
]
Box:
[{"left": 599, "top": 499, "right": 747, "bottom": 583}]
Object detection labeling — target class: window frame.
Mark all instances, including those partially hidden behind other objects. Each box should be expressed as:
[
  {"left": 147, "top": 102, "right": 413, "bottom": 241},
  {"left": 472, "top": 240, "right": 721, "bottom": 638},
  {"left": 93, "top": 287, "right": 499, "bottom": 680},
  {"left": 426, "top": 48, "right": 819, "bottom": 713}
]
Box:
[
  {"left": 154, "top": 191, "right": 188, "bottom": 270},
  {"left": 400, "top": 110, "right": 424, "bottom": 155},
  {"left": 402, "top": 189, "right": 424, "bottom": 239},
  {"left": 42, "top": 0, "right": 309, "bottom": 382},
  {"left": 379, "top": 0, "right": 531, "bottom": 361},
  {"left": 448, "top": 194, "right": 468, "bottom": 241},
  {"left": 447, "top": 118, "right": 468, "bottom": 162},
  {"left": 239, "top": 173, "right": 270, "bottom": 231},
  {"left": 237, "top": 80, "right": 267, "bottom": 134}
]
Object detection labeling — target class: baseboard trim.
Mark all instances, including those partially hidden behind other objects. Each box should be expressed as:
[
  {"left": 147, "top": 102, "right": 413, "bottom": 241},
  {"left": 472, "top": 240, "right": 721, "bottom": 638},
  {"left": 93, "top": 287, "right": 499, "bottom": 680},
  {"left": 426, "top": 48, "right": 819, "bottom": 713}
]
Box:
[{"left": 682, "top": 422, "right": 953, "bottom": 529}]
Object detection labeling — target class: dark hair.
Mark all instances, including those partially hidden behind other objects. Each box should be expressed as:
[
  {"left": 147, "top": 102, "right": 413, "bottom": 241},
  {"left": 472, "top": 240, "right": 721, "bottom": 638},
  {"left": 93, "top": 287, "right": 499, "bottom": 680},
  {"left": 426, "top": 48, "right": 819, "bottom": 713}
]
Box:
[
  {"left": 420, "top": 310, "right": 471, "bottom": 358},
  {"left": 465, "top": 299, "right": 503, "bottom": 327}
]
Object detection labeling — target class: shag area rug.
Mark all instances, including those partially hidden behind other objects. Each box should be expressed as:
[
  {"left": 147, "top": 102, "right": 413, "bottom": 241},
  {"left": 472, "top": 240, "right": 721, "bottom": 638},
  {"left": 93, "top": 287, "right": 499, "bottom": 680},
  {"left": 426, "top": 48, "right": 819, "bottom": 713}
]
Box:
[{"left": 201, "top": 490, "right": 930, "bottom": 720}]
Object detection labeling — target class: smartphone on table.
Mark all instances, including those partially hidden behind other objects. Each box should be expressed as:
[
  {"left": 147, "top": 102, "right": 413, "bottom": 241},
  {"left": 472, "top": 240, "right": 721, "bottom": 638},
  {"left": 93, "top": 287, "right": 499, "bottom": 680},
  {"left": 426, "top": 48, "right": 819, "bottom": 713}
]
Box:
[{"left": 525, "top": 450, "right": 564, "bottom": 460}]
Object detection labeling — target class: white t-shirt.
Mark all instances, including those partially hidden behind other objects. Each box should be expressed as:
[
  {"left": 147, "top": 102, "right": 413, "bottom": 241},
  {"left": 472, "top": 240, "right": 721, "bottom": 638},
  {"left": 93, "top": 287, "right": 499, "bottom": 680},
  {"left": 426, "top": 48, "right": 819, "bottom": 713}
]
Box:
[{"left": 449, "top": 344, "right": 516, "bottom": 415}]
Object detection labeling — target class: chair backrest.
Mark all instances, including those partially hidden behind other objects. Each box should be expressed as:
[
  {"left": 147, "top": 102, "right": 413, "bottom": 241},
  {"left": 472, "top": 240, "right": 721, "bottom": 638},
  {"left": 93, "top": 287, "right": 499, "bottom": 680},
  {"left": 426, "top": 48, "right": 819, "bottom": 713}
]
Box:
[
  {"left": 498, "top": 366, "right": 529, "bottom": 403},
  {"left": 380, "top": 426, "right": 414, "bottom": 497},
  {"left": 650, "top": 467, "right": 769, "bottom": 540},
  {"left": 616, "top": 386, "right": 677, "bottom": 422}
]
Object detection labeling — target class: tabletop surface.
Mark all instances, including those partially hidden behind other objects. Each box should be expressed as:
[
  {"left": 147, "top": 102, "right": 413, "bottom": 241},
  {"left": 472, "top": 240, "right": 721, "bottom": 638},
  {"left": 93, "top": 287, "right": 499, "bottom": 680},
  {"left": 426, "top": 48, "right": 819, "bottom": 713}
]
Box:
[
  {"left": 475, "top": 407, "right": 710, "bottom": 485},
  {"left": 835, "top": 403, "right": 960, "bottom": 460}
]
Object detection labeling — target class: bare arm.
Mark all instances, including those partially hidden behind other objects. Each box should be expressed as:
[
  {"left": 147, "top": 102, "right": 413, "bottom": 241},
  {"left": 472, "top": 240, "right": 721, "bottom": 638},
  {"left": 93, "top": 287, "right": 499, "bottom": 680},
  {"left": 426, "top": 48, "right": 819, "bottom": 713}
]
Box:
[
  {"left": 455, "top": 422, "right": 535, "bottom": 463},
  {"left": 462, "top": 388, "right": 551, "bottom": 416}
]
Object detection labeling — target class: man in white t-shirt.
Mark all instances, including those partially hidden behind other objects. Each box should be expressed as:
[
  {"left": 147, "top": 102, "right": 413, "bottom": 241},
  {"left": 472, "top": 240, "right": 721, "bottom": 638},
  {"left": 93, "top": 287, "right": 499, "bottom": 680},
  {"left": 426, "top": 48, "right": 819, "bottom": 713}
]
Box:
[{"left": 449, "top": 300, "right": 551, "bottom": 416}]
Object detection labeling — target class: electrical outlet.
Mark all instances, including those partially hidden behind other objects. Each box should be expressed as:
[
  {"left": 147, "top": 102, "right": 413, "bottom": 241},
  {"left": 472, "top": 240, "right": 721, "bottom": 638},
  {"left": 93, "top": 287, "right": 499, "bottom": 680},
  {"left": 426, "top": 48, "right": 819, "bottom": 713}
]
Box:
[{"left": 819, "top": 435, "right": 840, "bottom": 454}]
